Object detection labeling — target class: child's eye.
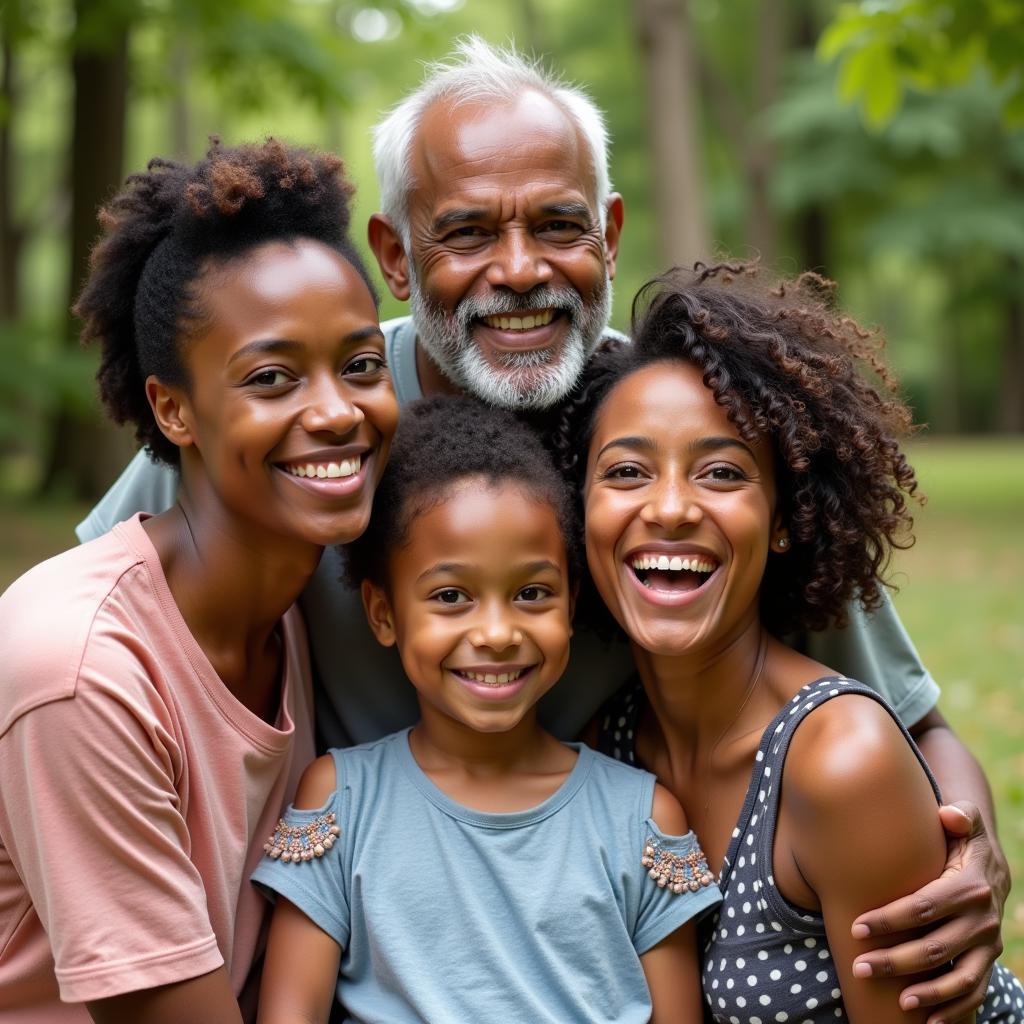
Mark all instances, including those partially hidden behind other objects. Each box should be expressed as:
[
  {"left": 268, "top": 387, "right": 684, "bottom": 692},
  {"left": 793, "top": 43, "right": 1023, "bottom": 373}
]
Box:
[
  {"left": 516, "top": 585, "right": 552, "bottom": 603},
  {"left": 432, "top": 588, "right": 469, "bottom": 605}
]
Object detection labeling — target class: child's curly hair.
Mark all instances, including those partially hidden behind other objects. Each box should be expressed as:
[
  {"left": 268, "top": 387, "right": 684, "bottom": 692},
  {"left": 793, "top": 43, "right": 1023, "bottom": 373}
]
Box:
[
  {"left": 553, "top": 260, "right": 921, "bottom": 637},
  {"left": 74, "top": 138, "right": 377, "bottom": 465},
  {"left": 344, "top": 395, "right": 582, "bottom": 591}
]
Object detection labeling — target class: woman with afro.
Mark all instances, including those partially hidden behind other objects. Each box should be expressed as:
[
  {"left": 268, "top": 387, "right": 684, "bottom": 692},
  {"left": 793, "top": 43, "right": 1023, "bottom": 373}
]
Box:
[{"left": 0, "top": 139, "right": 398, "bottom": 1023}]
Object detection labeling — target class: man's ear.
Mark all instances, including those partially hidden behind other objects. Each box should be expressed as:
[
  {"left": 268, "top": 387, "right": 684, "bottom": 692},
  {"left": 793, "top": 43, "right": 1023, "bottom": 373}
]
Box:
[
  {"left": 603, "top": 193, "right": 625, "bottom": 281},
  {"left": 146, "top": 375, "right": 195, "bottom": 452},
  {"left": 361, "top": 578, "right": 397, "bottom": 647},
  {"left": 368, "top": 213, "right": 411, "bottom": 301}
]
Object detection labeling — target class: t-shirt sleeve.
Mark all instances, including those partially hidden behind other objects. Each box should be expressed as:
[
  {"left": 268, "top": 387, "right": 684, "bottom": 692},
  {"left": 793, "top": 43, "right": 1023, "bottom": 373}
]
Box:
[
  {"left": 75, "top": 448, "right": 180, "bottom": 542},
  {"left": 0, "top": 634, "right": 223, "bottom": 1002},
  {"left": 799, "top": 593, "right": 940, "bottom": 728},
  {"left": 633, "top": 821, "right": 722, "bottom": 955},
  {"left": 251, "top": 762, "right": 350, "bottom": 950}
]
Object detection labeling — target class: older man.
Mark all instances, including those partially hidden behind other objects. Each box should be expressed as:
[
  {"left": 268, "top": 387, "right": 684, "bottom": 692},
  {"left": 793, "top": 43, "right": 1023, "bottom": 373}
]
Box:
[{"left": 79, "top": 38, "right": 1007, "bottom": 1019}]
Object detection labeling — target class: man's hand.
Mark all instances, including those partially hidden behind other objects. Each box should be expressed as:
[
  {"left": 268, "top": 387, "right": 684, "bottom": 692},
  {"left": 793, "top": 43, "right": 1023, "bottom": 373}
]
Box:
[{"left": 850, "top": 802, "right": 1009, "bottom": 1023}]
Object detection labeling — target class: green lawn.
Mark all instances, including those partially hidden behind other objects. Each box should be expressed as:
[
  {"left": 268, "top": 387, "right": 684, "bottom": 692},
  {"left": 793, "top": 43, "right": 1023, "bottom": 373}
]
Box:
[{"left": 1, "top": 437, "right": 1022, "bottom": 974}]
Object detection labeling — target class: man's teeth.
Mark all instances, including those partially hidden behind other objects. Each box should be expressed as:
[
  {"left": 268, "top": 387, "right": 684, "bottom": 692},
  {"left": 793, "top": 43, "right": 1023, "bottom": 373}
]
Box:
[
  {"left": 481, "top": 309, "right": 555, "bottom": 331},
  {"left": 631, "top": 554, "right": 717, "bottom": 573},
  {"left": 460, "top": 669, "right": 526, "bottom": 685},
  {"left": 285, "top": 456, "right": 361, "bottom": 479}
]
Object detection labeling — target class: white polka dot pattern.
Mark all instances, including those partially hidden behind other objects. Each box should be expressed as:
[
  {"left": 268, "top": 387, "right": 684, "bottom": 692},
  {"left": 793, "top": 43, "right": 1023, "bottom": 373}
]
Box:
[{"left": 598, "top": 677, "right": 1024, "bottom": 1023}]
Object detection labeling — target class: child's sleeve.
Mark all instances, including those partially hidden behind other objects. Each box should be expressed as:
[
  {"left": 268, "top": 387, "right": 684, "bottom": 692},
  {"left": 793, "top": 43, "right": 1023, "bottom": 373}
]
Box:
[
  {"left": 633, "top": 818, "right": 722, "bottom": 955},
  {"left": 251, "top": 757, "right": 351, "bottom": 950}
]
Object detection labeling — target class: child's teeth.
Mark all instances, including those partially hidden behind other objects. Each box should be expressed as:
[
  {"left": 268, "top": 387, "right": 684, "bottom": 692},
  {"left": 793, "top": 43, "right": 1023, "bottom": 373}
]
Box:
[{"left": 669, "top": 556, "right": 683, "bottom": 571}]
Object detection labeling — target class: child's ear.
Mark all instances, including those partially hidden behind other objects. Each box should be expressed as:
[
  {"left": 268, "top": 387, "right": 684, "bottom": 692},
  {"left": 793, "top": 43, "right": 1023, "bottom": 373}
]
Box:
[{"left": 361, "top": 579, "right": 397, "bottom": 647}]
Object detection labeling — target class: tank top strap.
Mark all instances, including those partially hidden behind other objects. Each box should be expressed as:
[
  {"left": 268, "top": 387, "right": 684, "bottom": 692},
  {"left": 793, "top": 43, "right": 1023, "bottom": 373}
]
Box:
[{"left": 726, "top": 676, "right": 941, "bottom": 932}]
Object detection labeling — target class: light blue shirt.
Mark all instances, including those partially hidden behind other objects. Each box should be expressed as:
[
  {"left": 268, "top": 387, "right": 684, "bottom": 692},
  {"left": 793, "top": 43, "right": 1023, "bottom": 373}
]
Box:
[
  {"left": 253, "top": 733, "right": 721, "bottom": 1023},
  {"left": 75, "top": 316, "right": 940, "bottom": 744}
]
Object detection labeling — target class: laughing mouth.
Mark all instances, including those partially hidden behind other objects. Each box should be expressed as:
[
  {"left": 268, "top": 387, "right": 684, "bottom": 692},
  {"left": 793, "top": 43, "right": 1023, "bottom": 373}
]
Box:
[
  {"left": 629, "top": 553, "right": 718, "bottom": 594},
  {"left": 280, "top": 455, "right": 362, "bottom": 479},
  {"left": 450, "top": 666, "right": 532, "bottom": 686},
  {"left": 479, "top": 308, "right": 557, "bottom": 332}
]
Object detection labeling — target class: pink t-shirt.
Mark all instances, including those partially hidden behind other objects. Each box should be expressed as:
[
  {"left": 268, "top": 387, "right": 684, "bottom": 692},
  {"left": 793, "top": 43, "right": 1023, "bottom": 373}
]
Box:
[{"left": 0, "top": 514, "right": 316, "bottom": 1021}]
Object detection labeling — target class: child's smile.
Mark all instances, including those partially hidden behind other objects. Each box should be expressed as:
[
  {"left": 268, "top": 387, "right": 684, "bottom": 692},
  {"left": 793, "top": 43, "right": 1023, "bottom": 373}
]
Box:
[{"left": 363, "top": 478, "right": 573, "bottom": 737}]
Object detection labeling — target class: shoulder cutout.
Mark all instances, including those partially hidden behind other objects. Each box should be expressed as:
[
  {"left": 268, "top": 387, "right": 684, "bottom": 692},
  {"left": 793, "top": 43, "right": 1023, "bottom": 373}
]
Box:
[
  {"left": 651, "top": 782, "right": 689, "bottom": 836},
  {"left": 293, "top": 753, "right": 338, "bottom": 810}
]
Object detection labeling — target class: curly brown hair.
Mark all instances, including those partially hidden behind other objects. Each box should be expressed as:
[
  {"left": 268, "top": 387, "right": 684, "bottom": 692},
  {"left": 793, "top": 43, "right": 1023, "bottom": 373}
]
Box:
[
  {"left": 554, "top": 260, "right": 921, "bottom": 637},
  {"left": 74, "top": 138, "right": 376, "bottom": 465}
]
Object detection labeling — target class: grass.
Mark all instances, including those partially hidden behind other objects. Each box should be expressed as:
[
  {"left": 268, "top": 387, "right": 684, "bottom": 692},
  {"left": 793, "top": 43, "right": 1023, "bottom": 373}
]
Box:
[{"left": 1, "top": 437, "right": 1022, "bottom": 975}]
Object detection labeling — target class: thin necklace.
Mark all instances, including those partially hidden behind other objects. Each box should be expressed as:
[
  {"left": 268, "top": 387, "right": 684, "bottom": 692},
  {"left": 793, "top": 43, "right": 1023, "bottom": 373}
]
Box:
[{"left": 698, "top": 630, "right": 768, "bottom": 834}]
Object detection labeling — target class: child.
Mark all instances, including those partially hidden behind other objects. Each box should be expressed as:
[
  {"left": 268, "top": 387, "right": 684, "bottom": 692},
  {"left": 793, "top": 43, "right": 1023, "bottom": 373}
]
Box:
[{"left": 253, "top": 396, "right": 721, "bottom": 1023}]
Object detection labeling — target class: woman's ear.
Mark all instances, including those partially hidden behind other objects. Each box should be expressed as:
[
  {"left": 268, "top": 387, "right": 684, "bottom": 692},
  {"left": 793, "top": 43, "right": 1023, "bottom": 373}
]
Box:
[
  {"left": 361, "top": 579, "right": 397, "bottom": 647},
  {"left": 146, "top": 376, "right": 195, "bottom": 451},
  {"left": 770, "top": 520, "right": 790, "bottom": 553}
]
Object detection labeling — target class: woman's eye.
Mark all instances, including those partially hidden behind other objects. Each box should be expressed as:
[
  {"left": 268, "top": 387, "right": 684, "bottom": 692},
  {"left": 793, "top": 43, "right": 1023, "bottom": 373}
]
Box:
[
  {"left": 517, "top": 585, "right": 551, "bottom": 603},
  {"left": 248, "top": 369, "right": 291, "bottom": 388},
  {"left": 344, "top": 355, "right": 386, "bottom": 376},
  {"left": 706, "top": 465, "right": 745, "bottom": 482},
  {"left": 603, "top": 463, "right": 643, "bottom": 480},
  {"left": 433, "top": 588, "right": 469, "bottom": 605}
]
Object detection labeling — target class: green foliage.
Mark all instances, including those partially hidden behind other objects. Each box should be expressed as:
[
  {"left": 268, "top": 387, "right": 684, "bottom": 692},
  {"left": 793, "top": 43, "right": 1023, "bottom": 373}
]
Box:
[{"left": 820, "top": 0, "right": 1024, "bottom": 129}]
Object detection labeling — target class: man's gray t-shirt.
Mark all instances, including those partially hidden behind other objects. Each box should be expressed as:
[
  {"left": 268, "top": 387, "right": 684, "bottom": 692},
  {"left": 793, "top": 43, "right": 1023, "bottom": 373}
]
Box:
[{"left": 76, "top": 315, "right": 940, "bottom": 746}]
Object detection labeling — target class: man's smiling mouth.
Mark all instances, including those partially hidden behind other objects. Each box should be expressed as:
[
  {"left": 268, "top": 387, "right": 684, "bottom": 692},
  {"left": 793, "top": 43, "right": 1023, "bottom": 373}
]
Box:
[{"left": 479, "top": 308, "right": 557, "bottom": 332}]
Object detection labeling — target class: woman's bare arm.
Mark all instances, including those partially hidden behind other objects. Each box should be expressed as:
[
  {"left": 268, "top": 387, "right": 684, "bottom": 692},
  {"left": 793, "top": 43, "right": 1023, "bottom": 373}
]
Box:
[{"left": 782, "top": 695, "right": 949, "bottom": 1024}]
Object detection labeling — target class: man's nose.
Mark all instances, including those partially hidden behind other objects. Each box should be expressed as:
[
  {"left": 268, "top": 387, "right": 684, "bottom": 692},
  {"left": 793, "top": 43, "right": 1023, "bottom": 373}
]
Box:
[{"left": 484, "top": 229, "right": 553, "bottom": 293}]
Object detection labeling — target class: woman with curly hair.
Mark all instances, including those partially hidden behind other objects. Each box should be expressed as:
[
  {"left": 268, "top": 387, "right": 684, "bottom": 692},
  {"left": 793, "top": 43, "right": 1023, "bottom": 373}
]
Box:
[
  {"left": 0, "top": 139, "right": 398, "bottom": 1023},
  {"left": 561, "top": 262, "right": 1022, "bottom": 1023}
]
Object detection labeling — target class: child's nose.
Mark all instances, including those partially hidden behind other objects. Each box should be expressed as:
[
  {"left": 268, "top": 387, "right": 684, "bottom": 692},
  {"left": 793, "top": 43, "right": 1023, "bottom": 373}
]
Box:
[{"left": 468, "top": 605, "right": 524, "bottom": 650}]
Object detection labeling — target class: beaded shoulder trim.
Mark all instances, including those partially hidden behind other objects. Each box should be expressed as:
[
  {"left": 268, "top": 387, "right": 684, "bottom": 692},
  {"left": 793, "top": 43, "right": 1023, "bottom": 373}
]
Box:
[
  {"left": 263, "top": 812, "right": 340, "bottom": 864},
  {"left": 642, "top": 834, "right": 715, "bottom": 895}
]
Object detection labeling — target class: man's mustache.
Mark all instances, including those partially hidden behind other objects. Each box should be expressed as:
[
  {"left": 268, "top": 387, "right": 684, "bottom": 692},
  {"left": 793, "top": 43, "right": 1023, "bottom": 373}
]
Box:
[{"left": 456, "top": 286, "right": 584, "bottom": 325}]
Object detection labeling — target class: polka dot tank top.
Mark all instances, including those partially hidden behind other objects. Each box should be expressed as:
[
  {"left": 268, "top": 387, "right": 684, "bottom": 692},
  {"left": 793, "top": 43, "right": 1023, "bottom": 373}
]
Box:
[{"left": 598, "top": 676, "right": 1024, "bottom": 1023}]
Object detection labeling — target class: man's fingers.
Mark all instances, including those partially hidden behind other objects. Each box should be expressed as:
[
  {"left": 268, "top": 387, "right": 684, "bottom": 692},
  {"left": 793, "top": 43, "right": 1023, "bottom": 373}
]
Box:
[
  {"left": 852, "top": 922, "right": 974, "bottom": 978},
  {"left": 937, "top": 801, "right": 982, "bottom": 840},
  {"left": 895, "top": 948, "right": 993, "bottom": 1018},
  {"left": 852, "top": 875, "right": 995, "bottom": 938}
]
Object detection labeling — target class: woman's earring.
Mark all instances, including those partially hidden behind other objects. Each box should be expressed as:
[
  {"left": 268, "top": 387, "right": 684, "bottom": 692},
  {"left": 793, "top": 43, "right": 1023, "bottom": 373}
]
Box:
[{"left": 775, "top": 535, "right": 789, "bottom": 551}]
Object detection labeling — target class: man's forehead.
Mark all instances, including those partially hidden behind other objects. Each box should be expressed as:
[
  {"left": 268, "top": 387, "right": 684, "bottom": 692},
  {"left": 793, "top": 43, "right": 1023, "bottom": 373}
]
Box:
[{"left": 409, "top": 91, "right": 596, "bottom": 210}]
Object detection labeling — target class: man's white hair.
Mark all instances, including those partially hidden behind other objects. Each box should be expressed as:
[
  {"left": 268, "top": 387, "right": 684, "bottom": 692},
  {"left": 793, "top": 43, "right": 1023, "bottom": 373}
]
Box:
[{"left": 372, "top": 35, "right": 612, "bottom": 246}]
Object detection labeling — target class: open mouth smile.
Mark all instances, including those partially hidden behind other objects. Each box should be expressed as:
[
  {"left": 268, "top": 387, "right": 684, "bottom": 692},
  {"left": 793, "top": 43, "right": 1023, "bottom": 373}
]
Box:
[
  {"left": 448, "top": 665, "right": 536, "bottom": 700},
  {"left": 280, "top": 455, "right": 361, "bottom": 479},
  {"left": 274, "top": 452, "right": 371, "bottom": 496},
  {"left": 627, "top": 551, "right": 720, "bottom": 601}
]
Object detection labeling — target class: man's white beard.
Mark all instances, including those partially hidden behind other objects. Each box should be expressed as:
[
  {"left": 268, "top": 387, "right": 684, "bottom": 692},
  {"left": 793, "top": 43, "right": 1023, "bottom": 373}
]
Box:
[{"left": 408, "top": 268, "right": 612, "bottom": 411}]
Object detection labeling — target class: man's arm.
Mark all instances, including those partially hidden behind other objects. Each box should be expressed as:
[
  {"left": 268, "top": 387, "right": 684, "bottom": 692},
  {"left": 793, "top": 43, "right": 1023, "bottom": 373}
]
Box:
[
  {"left": 851, "top": 708, "right": 1008, "bottom": 1023},
  {"left": 76, "top": 448, "right": 179, "bottom": 542}
]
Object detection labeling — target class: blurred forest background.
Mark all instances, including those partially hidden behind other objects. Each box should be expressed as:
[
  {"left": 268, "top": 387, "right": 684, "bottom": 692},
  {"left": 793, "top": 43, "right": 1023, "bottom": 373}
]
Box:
[{"left": 1, "top": 0, "right": 1022, "bottom": 973}]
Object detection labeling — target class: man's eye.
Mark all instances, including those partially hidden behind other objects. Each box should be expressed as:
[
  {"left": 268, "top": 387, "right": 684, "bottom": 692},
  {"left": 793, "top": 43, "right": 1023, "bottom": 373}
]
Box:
[
  {"left": 434, "top": 588, "right": 469, "bottom": 605},
  {"left": 540, "top": 220, "right": 584, "bottom": 238},
  {"left": 247, "top": 369, "right": 291, "bottom": 387}
]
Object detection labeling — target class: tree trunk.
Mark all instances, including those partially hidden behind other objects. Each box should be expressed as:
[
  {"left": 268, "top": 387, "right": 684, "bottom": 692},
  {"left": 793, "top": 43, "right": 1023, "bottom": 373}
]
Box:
[
  {"left": 794, "top": 3, "right": 829, "bottom": 275},
  {"left": 40, "top": 0, "right": 134, "bottom": 497},
  {"left": 747, "top": 0, "right": 782, "bottom": 265},
  {"left": 996, "top": 257, "right": 1024, "bottom": 432},
  {"left": 1, "top": 33, "right": 22, "bottom": 319},
  {"left": 633, "top": 0, "right": 710, "bottom": 268}
]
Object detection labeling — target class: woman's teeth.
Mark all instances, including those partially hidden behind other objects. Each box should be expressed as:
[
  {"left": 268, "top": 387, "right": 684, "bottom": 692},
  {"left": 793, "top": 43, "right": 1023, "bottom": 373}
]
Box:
[
  {"left": 631, "top": 554, "right": 717, "bottom": 573},
  {"left": 284, "top": 456, "right": 361, "bottom": 479},
  {"left": 481, "top": 309, "right": 555, "bottom": 331}
]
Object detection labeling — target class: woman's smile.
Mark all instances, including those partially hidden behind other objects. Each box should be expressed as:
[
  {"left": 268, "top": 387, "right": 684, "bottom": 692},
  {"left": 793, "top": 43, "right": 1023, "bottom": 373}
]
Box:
[{"left": 584, "top": 360, "right": 778, "bottom": 656}]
